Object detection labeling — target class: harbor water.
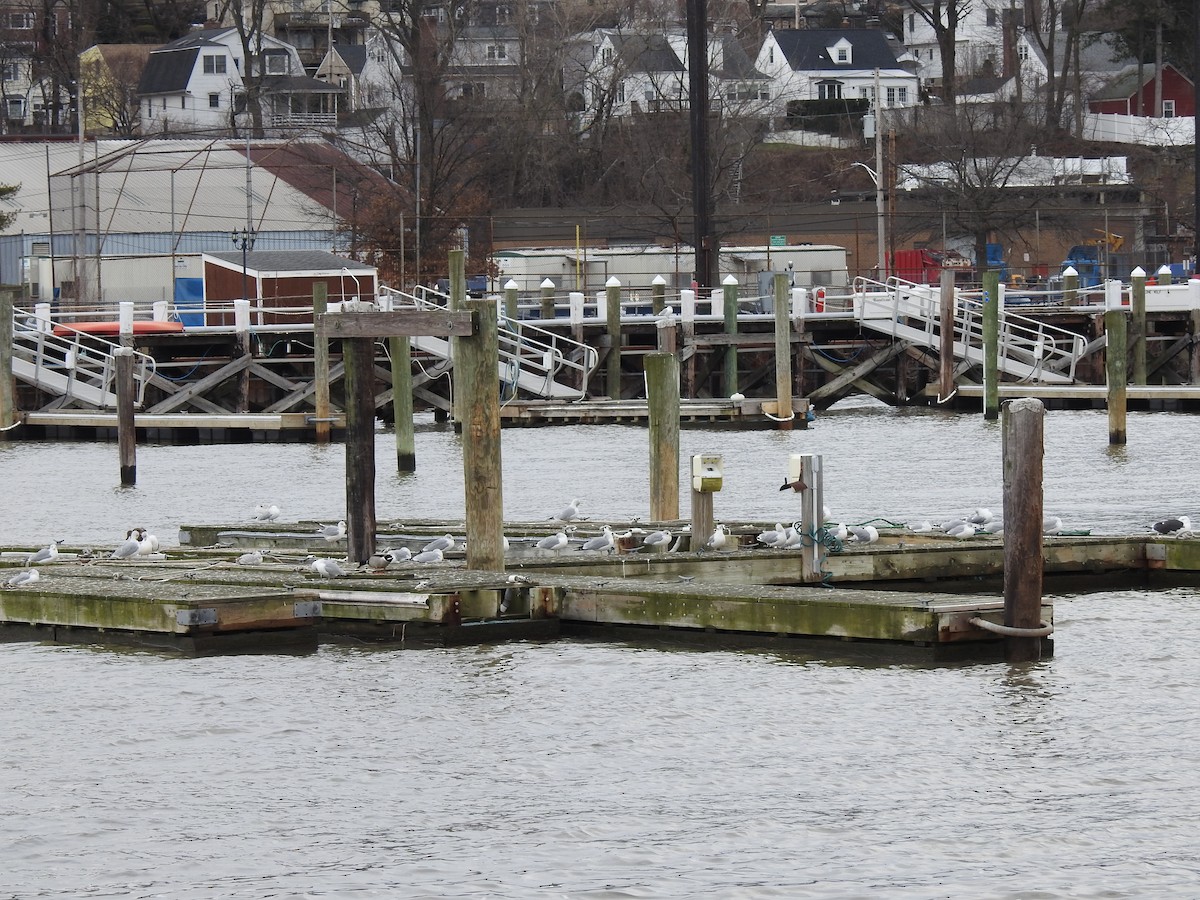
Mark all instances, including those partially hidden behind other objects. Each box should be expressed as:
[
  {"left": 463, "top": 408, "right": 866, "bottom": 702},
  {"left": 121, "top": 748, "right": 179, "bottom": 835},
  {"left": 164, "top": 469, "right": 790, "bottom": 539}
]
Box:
[{"left": 2, "top": 404, "right": 1199, "bottom": 897}]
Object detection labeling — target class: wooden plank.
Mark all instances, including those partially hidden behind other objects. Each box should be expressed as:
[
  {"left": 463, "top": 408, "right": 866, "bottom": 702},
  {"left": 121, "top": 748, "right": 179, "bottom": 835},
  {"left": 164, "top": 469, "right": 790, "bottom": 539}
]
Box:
[
  {"left": 146, "top": 355, "right": 253, "bottom": 414},
  {"left": 808, "top": 342, "right": 906, "bottom": 402},
  {"left": 316, "top": 310, "right": 474, "bottom": 339}
]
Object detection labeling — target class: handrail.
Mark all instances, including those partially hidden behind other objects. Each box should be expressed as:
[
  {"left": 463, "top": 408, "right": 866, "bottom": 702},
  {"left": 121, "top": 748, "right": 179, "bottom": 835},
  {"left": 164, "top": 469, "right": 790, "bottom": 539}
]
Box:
[{"left": 12, "top": 307, "right": 158, "bottom": 408}]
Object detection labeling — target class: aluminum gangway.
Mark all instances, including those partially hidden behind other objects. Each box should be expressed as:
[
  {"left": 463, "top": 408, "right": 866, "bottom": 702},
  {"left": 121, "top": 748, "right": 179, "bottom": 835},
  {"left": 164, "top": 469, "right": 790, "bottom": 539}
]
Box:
[
  {"left": 380, "top": 286, "right": 599, "bottom": 400},
  {"left": 852, "top": 277, "right": 1085, "bottom": 384},
  {"left": 10, "top": 307, "right": 157, "bottom": 410}
]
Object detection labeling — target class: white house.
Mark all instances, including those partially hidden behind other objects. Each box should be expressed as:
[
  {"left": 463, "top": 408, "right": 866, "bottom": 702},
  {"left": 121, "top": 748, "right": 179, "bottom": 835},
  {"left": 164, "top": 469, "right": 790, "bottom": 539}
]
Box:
[{"left": 138, "top": 27, "right": 341, "bottom": 133}]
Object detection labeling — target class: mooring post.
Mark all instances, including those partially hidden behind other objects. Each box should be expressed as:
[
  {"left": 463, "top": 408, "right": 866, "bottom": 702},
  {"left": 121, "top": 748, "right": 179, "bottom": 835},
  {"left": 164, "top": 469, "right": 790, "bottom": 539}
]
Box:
[
  {"left": 605, "top": 276, "right": 622, "bottom": 400},
  {"left": 343, "top": 335, "right": 377, "bottom": 564},
  {"left": 786, "top": 453, "right": 824, "bottom": 582},
  {"left": 1130, "top": 267, "right": 1147, "bottom": 386},
  {"left": 645, "top": 352, "right": 680, "bottom": 522},
  {"left": 539, "top": 278, "right": 556, "bottom": 320},
  {"left": 1002, "top": 398, "right": 1046, "bottom": 662},
  {"left": 234, "top": 297, "right": 251, "bottom": 413},
  {"left": 791, "top": 287, "right": 808, "bottom": 399},
  {"left": 772, "top": 272, "right": 793, "bottom": 430},
  {"left": 1105, "top": 284, "right": 1128, "bottom": 445},
  {"left": 982, "top": 270, "right": 999, "bottom": 420},
  {"left": 503, "top": 279, "right": 518, "bottom": 321},
  {"left": 651, "top": 275, "right": 667, "bottom": 315},
  {"left": 722, "top": 275, "right": 739, "bottom": 397},
  {"left": 115, "top": 346, "right": 137, "bottom": 485},
  {"left": 449, "top": 249, "right": 466, "bottom": 425},
  {"left": 656, "top": 309, "right": 677, "bottom": 353},
  {"left": 680, "top": 288, "right": 696, "bottom": 398},
  {"left": 1062, "top": 266, "right": 1079, "bottom": 305},
  {"left": 460, "top": 296, "right": 505, "bottom": 572},
  {"left": 1157, "top": 264, "right": 1173, "bottom": 286},
  {"left": 690, "top": 454, "right": 720, "bottom": 552},
  {"left": 939, "top": 270, "right": 956, "bottom": 400},
  {"left": 313, "top": 282, "right": 331, "bottom": 444},
  {"left": 0, "top": 289, "right": 14, "bottom": 436},
  {"left": 389, "top": 334, "right": 415, "bottom": 472},
  {"left": 1191, "top": 309, "right": 1200, "bottom": 385}
]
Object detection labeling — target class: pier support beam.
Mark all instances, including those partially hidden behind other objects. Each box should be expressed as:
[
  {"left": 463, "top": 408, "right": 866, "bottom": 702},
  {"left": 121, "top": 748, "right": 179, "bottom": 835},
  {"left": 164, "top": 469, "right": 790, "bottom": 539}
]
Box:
[
  {"left": 652, "top": 275, "right": 667, "bottom": 315},
  {"left": 982, "top": 270, "right": 999, "bottom": 420},
  {"left": 343, "top": 337, "right": 377, "bottom": 564},
  {"left": 540, "top": 279, "right": 556, "bottom": 320},
  {"left": 1002, "top": 398, "right": 1045, "bottom": 662},
  {"left": 939, "top": 270, "right": 955, "bottom": 401},
  {"left": 723, "top": 275, "right": 739, "bottom": 397},
  {"left": 503, "top": 280, "right": 518, "bottom": 321},
  {"left": 449, "top": 250, "right": 466, "bottom": 425},
  {"left": 460, "top": 297, "right": 505, "bottom": 572},
  {"left": 605, "top": 277, "right": 622, "bottom": 400},
  {"left": 773, "top": 273, "right": 793, "bottom": 429},
  {"left": 1190, "top": 310, "right": 1200, "bottom": 385},
  {"left": 1105, "top": 302, "right": 1128, "bottom": 445},
  {"left": 1130, "top": 268, "right": 1147, "bottom": 385},
  {"left": 0, "top": 288, "right": 14, "bottom": 436},
  {"left": 313, "top": 282, "right": 331, "bottom": 445},
  {"left": 115, "top": 347, "right": 137, "bottom": 485},
  {"left": 646, "top": 352, "right": 680, "bottom": 522},
  {"left": 390, "top": 334, "right": 415, "bottom": 472}
]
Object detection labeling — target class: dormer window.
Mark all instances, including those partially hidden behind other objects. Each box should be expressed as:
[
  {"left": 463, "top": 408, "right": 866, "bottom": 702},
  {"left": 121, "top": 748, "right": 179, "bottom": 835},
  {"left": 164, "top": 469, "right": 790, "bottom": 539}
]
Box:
[{"left": 828, "top": 38, "right": 852, "bottom": 65}]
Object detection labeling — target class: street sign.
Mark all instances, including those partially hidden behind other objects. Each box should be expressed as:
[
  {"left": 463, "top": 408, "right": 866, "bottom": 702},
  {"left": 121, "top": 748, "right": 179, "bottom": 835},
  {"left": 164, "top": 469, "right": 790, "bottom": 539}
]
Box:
[{"left": 769, "top": 235, "right": 786, "bottom": 247}]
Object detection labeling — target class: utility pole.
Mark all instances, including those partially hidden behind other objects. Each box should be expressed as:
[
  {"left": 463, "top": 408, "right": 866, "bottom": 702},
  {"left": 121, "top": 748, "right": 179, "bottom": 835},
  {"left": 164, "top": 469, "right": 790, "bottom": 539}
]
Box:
[{"left": 686, "top": 0, "right": 714, "bottom": 288}]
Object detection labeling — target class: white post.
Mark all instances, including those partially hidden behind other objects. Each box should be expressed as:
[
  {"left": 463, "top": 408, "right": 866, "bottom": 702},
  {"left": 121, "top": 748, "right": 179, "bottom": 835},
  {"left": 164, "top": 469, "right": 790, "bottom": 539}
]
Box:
[
  {"left": 234, "top": 297, "right": 251, "bottom": 332},
  {"left": 152, "top": 300, "right": 168, "bottom": 322},
  {"left": 791, "top": 287, "right": 808, "bottom": 328},
  {"left": 595, "top": 290, "right": 606, "bottom": 319},
  {"left": 1104, "top": 279, "right": 1124, "bottom": 310},
  {"left": 709, "top": 288, "right": 722, "bottom": 317},
  {"left": 118, "top": 300, "right": 134, "bottom": 347},
  {"left": 34, "top": 301, "right": 52, "bottom": 333},
  {"left": 568, "top": 291, "right": 585, "bottom": 325},
  {"left": 680, "top": 288, "right": 696, "bottom": 323}
]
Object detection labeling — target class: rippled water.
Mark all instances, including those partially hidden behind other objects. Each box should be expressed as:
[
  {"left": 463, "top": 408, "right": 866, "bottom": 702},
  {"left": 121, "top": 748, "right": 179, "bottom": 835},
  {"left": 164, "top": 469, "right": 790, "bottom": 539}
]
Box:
[{"left": 2, "top": 406, "right": 1200, "bottom": 897}]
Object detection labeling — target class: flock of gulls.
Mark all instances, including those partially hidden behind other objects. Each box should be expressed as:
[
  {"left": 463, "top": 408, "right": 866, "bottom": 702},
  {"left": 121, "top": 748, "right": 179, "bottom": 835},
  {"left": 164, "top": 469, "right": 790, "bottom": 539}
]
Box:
[{"left": 4, "top": 501, "right": 1196, "bottom": 588}]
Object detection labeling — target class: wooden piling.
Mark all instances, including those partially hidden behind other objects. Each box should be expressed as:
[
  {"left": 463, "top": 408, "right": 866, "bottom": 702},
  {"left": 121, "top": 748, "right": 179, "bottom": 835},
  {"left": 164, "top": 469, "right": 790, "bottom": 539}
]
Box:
[
  {"left": 343, "top": 336, "right": 377, "bottom": 564},
  {"left": 1105, "top": 307, "right": 1128, "bottom": 444},
  {"left": 691, "top": 488, "right": 714, "bottom": 553},
  {"left": 652, "top": 275, "right": 667, "bottom": 315},
  {"left": 1002, "top": 398, "right": 1045, "bottom": 662},
  {"left": 681, "top": 289, "right": 697, "bottom": 398},
  {"left": 234, "top": 298, "right": 251, "bottom": 413},
  {"left": 1130, "top": 268, "right": 1147, "bottom": 386},
  {"left": 1191, "top": 310, "right": 1200, "bottom": 385},
  {"left": 605, "top": 277, "right": 622, "bottom": 400},
  {"left": 389, "top": 334, "right": 415, "bottom": 472},
  {"left": 449, "top": 249, "right": 466, "bottom": 424},
  {"left": 656, "top": 310, "right": 677, "bottom": 353},
  {"left": 460, "top": 297, "right": 505, "bottom": 572},
  {"left": 115, "top": 347, "right": 137, "bottom": 485},
  {"left": 313, "top": 282, "right": 331, "bottom": 444},
  {"left": 939, "top": 270, "right": 955, "bottom": 400},
  {"left": 1157, "top": 264, "right": 1173, "bottom": 286},
  {"left": 503, "top": 280, "right": 518, "bottom": 320},
  {"left": 794, "top": 453, "right": 824, "bottom": 583},
  {"left": 540, "top": 279, "right": 556, "bottom": 320},
  {"left": 982, "top": 270, "right": 999, "bottom": 420},
  {"left": 0, "top": 288, "right": 14, "bottom": 435},
  {"left": 773, "top": 273, "right": 793, "bottom": 430},
  {"left": 723, "top": 275, "right": 738, "bottom": 397},
  {"left": 1062, "top": 267, "right": 1079, "bottom": 305},
  {"left": 645, "top": 352, "right": 680, "bottom": 521}
]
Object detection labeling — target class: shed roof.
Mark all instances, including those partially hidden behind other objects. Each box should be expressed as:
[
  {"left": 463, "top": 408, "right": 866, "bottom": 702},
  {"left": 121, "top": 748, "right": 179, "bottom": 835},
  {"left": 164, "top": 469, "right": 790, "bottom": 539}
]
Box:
[
  {"left": 205, "top": 249, "right": 376, "bottom": 274},
  {"left": 138, "top": 47, "right": 201, "bottom": 95},
  {"left": 772, "top": 28, "right": 905, "bottom": 72}
]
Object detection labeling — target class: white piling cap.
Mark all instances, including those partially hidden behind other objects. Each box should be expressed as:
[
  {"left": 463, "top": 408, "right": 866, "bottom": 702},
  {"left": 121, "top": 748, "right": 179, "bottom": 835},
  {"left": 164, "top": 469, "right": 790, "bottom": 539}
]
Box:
[
  {"left": 1130, "top": 266, "right": 1146, "bottom": 278},
  {"left": 1062, "top": 266, "right": 1078, "bottom": 277},
  {"left": 722, "top": 274, "right": 739, "bottom": 285},
  {"left": 540, "top": 278, "right": 555, "bottom": 288},
  {"left": 1158, "top": 264, "right": 1173, "bottom": 275},
  {"left": 652, "top": 275, "right": 667, "bottom": 286},
  {"left": 605, "top": 276, "right": 621, "bottom": 287},
  {"left": 504, "top": 279, "right": 519, "bottom": 290}
]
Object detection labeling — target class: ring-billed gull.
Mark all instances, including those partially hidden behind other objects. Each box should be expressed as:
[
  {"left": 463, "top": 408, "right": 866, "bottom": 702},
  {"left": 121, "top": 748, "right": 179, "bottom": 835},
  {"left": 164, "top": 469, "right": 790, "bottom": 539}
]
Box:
[
  {"left": 310, "top": 557, "right": 346, "bottom": 578},
  {"left": 579, "top": 526, "right": 615, "bottom": 553},
  {"left": 253, "top": 503, "right": 281, "bottom": 522},
  {"left": 27, "top": 540, "right": 63, "bottom": 566},
  {"left": 412, "top": 547, "right": 444, "bottom": 564},
  {"left": 551, "top": 499, "right": 582, "bottom": 523},
  {"left": 4, "top": 568, "right": 39, "bottom": 588},
  {"left": 236, "top": 550, "right": 264, "bottom": 566},
  {"left": 422, "top": 534, "right": 455, "bottom": 553},
  {"left": 704, "top": 524, "right": 728, "bottom": 551},
  {"left": 316, "top": 521, "right": 347, "bottom": 542},
  {"left": 111, "top": 529, "right": 142, "bottom": 560},
  {"left": 849, "top": 525, "right": 879, "bottom": 544}
]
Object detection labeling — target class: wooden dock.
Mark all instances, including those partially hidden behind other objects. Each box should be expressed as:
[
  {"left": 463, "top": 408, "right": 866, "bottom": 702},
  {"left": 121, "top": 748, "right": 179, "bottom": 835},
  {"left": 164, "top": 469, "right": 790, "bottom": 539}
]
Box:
[{"left": 5, "top": 519, "right": 1195, "bottom": 658}]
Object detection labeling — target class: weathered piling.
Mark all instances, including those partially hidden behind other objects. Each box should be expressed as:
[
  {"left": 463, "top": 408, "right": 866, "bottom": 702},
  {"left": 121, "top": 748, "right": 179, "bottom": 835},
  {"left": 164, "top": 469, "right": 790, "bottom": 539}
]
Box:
[
  {"left": 1002, "top": 398, "right": 1046, "bottom": 662},
  {"left": 1130, "top": 267, "right": 1147, "bottom": 385},
  {"left": 1, "top": 288, "right": 15, "bottom": 435},
  {"left": 389, "top": 334, "right": 415, "bottom": 472},
  {"left": 689, "top": 454, "right": 720, "bottom": 552},
  {"left": 234, "top": 298, "right": 251, "bottom": 413},
  {"left": 1157, "top": 264, "right": 1173, "bottom": 286},
  {"left": 313, "top": 282, "right": 331, "bottom": 444},
  {"left": 656, "top": 310, "right": 677, "bottom": 353},
  {"left": 790, "top": 453, "right": 824, "bottom": 583},
  {"left": 939, "top": 270, "right": 955, "bottom": 400},
  {"left": 652, "top": 275, "right": 667, "bottom": 315},
  {"left": 982, "top": 270, "right": 999, "bottom": 420},
  {"left": 1062, "top": 266, "right": 1079, "bottom": 305},
  {"left": 115, "top": 346, "right": 136, "bottom": 485},
  {"left": 646, "top": 352, "right": 680, "bottom": 521},
  {"left": 773, "top": 272, "right": 793, "bottom": 430},
  {"left": 723, "top": 275, "right": 739, "bottom": 397},
  {"left": 449, "top": 249, "right": 466, "bottom": 424},
  {"left": 1105, "top": 304, "right": 1128, "bottom": 444},
  {"left": 605, "top": 277, "right": 622, "bottom": 400},
  {"left": 1192, "top": 310, "right": 1200, "bottom": 385},
  {"left": 460, "top": 297, "right": 505, "bottom": 573},
  {"left": 503, "top": 280, "right": 519, "bottom": 320},
  {"left": 540, "top": 278, "right": 556, "bottom": 320},
  {"left": 343, "top": 335, "right": 377, "bottom": 564}
]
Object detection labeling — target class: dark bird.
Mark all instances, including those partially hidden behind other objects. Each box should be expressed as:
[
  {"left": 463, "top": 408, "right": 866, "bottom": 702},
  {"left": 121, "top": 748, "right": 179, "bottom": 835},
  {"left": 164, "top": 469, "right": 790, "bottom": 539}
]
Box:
[
  {"left": 1153, "top": 516, "right": 1192, "bottom": 535},
  {"left": 779, "top": 476, "right": 807, "bottom": 493}
]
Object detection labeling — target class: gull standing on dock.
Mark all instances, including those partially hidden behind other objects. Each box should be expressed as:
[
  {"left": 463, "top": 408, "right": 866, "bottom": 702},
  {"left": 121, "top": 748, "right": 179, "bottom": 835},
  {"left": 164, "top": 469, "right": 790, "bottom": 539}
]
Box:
[
  {"left": 422, "top": 534, "right": 456, "bottom": 553},
  {"left": 1043, "top": 516, "right": 1063, "bottom": 535},
  {"left": 968, "top": 508, "right": 994, "bottom": 526},
  {"left": 310, "top": 557, "right": 347, "bottom": 578},
  {"left": 552, "top": 499, "right": 583, "bottom": 523},
  {"left": 27, "top": 539, "right": 63, "bottom": 566},
  {"left": 704, "top": 524, "right": 729, "bottom": 551},
  {"left": 253, "top": 503, "right": 281, "bottom": 522},
  {"left": 316, "top": 521, "right": 347, "bottom": 543},
  {"left": 580, "top": 526, "right": 616, "bottom": 554},
  {"left": 1153, "top": 516, "right": 1192, "bottom": 535},
  {"left": 111, "top": 529, "right": 143, "bottom": 560},
  {"left": 4, "top": 568, "right": 39, "bottom": 588},
  {"left": 640, "top": 529, "right": 672, "bottom": 551},
  {"left": 136, "top": 531, "right": 160, "bottom": 557},
  {"left": 946, "top": 521, "right": 976, "bottom": 539},
  {"left": 536, "top": 532, "right": 570, "bottom": 555},
  {"left": 756, "top": 523, "right": 787, "bottom": 549}
]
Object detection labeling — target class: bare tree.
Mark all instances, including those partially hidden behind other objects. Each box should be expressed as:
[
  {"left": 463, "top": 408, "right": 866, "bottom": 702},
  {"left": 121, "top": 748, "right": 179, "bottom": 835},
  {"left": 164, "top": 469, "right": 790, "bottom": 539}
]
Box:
[
  {"left": 80, "top": 45, "right": 150, "bottom": 136},
  {"left": 904, "top": 0, "right": 970, "bottom": 107}
]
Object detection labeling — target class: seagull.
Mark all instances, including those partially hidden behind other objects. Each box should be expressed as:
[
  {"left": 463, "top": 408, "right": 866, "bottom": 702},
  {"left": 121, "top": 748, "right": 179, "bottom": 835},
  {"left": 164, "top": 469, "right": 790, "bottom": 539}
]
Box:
[
  {"left": 1153, "top": 516, "right": 1192, "bottom": 535},
  {"left": 946, "top": 521, "right": 976, "bottom": 539},
  {"left": 640, "top": 529, "right": 672, "bottom": 551},
  {"left": 704, "top": 524, "right": 729, "bottom": 551},
  {"left": 386, "top": 547, "right": 412, "bottom": 563},
  {"left": 135, "top": 531, "right": 160, "bottom": 556},
  {"left": 27, "top": 539, "right": 63, "bottom": 566},
  {"left": 316, "top": 521, "right": 347, "bottom": 543},
  {"left": 252, "top": 503, "right": 281, "bottom": 522},
  {"left": 849, "top": 525, "right": 879, "bottom": 544},
  {"left": 783, "top": 527, "right": 808, "bottom": 549},
  {"left": 422, "top": 534, "right": 456, "bottom": 553},
  {"left": 412, "top": 547, "right": 445, "bottom": 564},
  {"left": 757, "top": 523, "right": 787, "bottom": 548},
  {"left": 236, "top": 550, "right": 264, "bottom": 566},
  {"left": 4, "top": 568, "right": 39, "bottom": 588},
  {"left": 366, "top": 551, "right": 391, "bottom": 571},
  {"left": 968, "top": 508, "right": 994, "bottom": 525},
  {"left": 827, "top": 523, "right": 849, "bottom": 542},
  {"left": 940, "top": 517, "right": 968, "bottom": 533},
  {"left": 580, "top": 526, "right": 615, "bottom": 553},
  {"left": 1042, "top": 516, "right": 1063, "bottom": 535},
  {"left": 111, "top": 529, "right": 143, "bottom": 560},
  {"left": 310, "top": 557, "right": 346, "bottom": 578},
  {"left": 552, "top": 499, "right": 583, "bottom": 523},
  {"left": 907, "top": 520, "right": 934, "bottom": 533},
  {"left": 536, "top": 532, "right": 569, "bottom": 554},
  {"left": 506, "top": 573, "right": 534, "bottom": 585}
]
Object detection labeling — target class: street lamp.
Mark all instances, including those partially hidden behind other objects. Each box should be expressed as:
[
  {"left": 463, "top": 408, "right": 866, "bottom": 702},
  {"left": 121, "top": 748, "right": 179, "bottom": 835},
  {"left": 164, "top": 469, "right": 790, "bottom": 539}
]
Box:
[
  {"left": 852, "top": 161, "right": 886, "bottom": 280},
  {"left": 231, "top": 228, "right": 256, "bottom": 305}
]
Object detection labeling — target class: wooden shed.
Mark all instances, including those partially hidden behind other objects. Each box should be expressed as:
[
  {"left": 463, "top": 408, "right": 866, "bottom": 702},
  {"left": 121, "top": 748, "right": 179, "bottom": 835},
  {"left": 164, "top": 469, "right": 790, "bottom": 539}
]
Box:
[{"left": 201, "top": 250, "right": 378, "bottom": 325}]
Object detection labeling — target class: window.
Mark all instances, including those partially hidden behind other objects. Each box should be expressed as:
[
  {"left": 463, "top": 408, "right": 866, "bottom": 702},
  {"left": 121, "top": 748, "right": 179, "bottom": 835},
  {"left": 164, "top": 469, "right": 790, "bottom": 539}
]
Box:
[
  {"left": 487, "top": 45, "right": 506, "bottom": 60},
  {"left": 8, "top": 12, "right": 33, "bottom": 29},
  {"left": 1163, "top": 99, "right": 1176, "bottom": 118},
  {"left": 1017, "top": 43, "right": 1028, "bottom": 61},
  {"left": 908, "top": 13, "right": 914, "bottom": 33},
  {"left": 617, "top": 81, "right": 625, "bottom": 103},
  {"left": 986, "top": 9, "right": 996, "bottom": 25},
  {"left": 897, "top": 86, "right": 908, "bottom": 104},
  {"left": 6, "top": 98, "right": 24, "bottom": 118},
  {"left": 496, "top": 4, "right": 510, "bottom": 23},
  {"left": 181, "top": 96, "right": 186, "bottom": 107},
  {"left": 602, "top": 47, "right": 613, "bottom": 64},
  {"left": 161, "top": 97, "right": 166, "bottom": 109},
  {"left": 264, "top": 53, "right": 287, "bottom": 75},
  {"left": 209, "top": 93, "right": 220, "bottom": 108},
  {"left": 0, "top": 62, "right": 17, "bottom": 81},
  {"left": 769, "top": 47, "right": 774, "bottom": 64},
  {"left": 461, "top": 81, "right": 485, "bottom": 98},
  {"left": 203, "top": 54, "right": 227, "bottom": 74},
  {"left": 836, "top": 47, "right": 848, "bottom": 62},
  {"left": 817, "top": 80, "right": 842, "bottom": 100}
]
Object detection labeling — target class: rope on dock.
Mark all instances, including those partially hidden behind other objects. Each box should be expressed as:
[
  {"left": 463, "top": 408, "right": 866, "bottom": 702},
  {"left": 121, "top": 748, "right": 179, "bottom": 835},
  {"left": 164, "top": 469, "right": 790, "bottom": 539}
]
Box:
[{"left": 968, "top": 616, "right": 1054, "bottom": 638}]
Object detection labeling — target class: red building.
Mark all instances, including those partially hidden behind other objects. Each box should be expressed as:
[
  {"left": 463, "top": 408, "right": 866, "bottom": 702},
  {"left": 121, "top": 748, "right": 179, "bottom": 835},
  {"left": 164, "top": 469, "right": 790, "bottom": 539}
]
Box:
[{"left": 1088, "top": 64, "right": 1195, "bottom": 118}]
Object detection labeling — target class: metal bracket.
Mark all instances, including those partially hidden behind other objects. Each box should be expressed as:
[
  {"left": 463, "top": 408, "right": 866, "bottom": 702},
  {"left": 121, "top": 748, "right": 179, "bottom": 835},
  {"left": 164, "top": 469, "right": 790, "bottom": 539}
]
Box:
[
  {"left": 294, "top": 600, "right": 323, "bottom": 618},
  {"left": 176, "top": 607, "right": 218, "bottom": 626}
]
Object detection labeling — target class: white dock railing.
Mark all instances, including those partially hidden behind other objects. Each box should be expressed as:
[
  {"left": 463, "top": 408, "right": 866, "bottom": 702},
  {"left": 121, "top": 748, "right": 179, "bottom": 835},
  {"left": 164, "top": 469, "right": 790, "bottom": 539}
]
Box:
[
  {"left": 11, "top": 307, "right": 157, "bottom": 409},
  {"left": 852, "top": 277, "right": 1086, "bottom": 384}
]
